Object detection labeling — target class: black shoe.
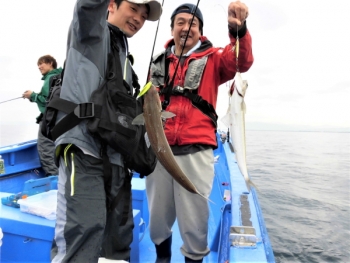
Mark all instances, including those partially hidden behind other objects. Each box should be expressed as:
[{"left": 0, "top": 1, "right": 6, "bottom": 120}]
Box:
[
  {"left": 155, "top": 235, "right": 172, "bottom": 263},
  {"left": 185, "top": 256, "right": 203, "bottom": 263}
]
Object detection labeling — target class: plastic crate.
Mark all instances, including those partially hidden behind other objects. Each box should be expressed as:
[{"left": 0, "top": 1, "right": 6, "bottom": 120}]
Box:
[
  {"left": 23, "top": 176, "right": 58, "bottom": 196},
  {"left": 17, "top": 190, "right": 57, "bottom": 220},
  {"left": 1, "top": 176, "right": 58, "bottom": 208}
]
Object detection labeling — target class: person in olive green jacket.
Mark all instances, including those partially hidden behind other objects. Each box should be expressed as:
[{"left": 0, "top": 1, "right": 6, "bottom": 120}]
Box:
[{"left": 22, "top": 55, "right": 62, "bottom": 176}]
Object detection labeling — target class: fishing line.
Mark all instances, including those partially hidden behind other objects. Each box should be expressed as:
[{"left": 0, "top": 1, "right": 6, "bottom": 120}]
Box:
[
  {"left": 0, "top": 97, "right": 22, "bottom": 104},
  {"left": 145, "top": 0, "right": 165, "bottom": 85},
  {"left": 159, "top": 0, "right": 200, "bottom": 110}
]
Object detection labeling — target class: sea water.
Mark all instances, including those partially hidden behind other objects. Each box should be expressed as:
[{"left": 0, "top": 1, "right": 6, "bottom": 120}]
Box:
[{"left": 246, "top": 130, "right": 350, "bottom": 263}]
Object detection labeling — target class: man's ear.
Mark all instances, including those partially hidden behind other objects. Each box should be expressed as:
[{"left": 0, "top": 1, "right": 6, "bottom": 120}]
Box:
[
  {"left": 107, "top": 1, "right": 115, "bottom": 21},
  {"left": 108, "top": 1, "right": 115, "bottom": 13}
]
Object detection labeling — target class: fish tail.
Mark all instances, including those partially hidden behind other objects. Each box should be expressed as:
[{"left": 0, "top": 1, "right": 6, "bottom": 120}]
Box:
[
  {"left": 246, "top": 178, "right": 259, "bottom": 193},
  {"left": 197, "top": 192, "right": 215, "bottom": 205}
]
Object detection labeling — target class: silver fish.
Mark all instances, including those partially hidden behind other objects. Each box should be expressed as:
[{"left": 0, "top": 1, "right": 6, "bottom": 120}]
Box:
[{"left": 222, "top": 73, "right": 257, "bottom": 192}]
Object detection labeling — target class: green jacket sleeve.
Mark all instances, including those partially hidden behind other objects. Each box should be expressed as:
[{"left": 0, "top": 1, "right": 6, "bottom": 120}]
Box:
[{"left": 30, "top": 77, "right": 50, "bottom": 113}]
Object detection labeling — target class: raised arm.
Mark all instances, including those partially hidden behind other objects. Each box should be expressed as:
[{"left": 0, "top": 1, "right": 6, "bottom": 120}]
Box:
[{"left": 74, "top": 0, "right": 112, "bottom": 43}]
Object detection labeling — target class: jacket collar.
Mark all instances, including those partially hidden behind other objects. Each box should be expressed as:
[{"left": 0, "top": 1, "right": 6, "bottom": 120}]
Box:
[
  {"left": 165, "top": 36, "right": 213, "bottom": 57},
  {"left": 108, "top": 22, "right": 128, "bottom": 50}
]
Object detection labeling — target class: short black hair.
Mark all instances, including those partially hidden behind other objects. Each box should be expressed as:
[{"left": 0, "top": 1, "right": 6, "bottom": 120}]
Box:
[
  {"left": 107, "top": 0, "right": 123, "bottom": 19},
  {"left": 170, "top": 5, "right": 203, "bottom": 35},
  {"left": 114, "top": 0, "right": 123, "bottom": 8}
]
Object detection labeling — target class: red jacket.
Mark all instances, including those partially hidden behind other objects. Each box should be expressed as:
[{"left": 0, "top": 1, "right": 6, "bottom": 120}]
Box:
[{"left": 152, "top": 30, "right": 253, "bottom": 147}]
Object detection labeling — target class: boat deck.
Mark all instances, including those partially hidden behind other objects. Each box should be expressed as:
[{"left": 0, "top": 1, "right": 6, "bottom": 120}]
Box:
[{"left": 138, "top": 220, "right": 218, "bottom": 263}]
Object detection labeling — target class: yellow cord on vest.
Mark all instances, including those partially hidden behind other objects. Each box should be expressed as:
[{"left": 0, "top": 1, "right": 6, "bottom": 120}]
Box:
[
  {"left": 70, "top": 152, "right": 75, "bottom": 196},
  {"left": 63, "top": 144, "right": 75, "bottom": 196}
]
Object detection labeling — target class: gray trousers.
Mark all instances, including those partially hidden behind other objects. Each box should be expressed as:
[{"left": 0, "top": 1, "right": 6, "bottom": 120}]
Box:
[
  {"left": 146, "top": 149, "right": 215, "bottom": 260},
  {"left": 51, "top": 144, "right": 133, "bottom": 263},
  {"left": 37, "top": 121, "right": 58, "bottom": 175}
]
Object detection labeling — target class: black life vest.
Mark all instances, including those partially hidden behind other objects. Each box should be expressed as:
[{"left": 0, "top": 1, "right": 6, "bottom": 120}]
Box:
[{"left": 41, "top": 30, "right": 156, "bottom": 177}]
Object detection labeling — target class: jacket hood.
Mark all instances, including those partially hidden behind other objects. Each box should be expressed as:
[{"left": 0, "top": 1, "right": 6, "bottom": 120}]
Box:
[{"left": 41, "top": 67, "right": 63, "bottom": 80}]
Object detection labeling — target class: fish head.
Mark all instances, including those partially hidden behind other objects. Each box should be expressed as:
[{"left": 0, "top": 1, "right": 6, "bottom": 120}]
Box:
[
  {"left": 132, "top": 84, "right": 161, "bottom": 125},
  {"left": 144, "top": 84, "right": 162, "bottom": 110},
  {"left": 234, "top": 73, "right": 248, "bottom": 97}
]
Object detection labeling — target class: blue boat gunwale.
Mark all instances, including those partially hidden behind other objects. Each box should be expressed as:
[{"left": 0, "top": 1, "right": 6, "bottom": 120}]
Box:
[
  {"left": 0, "top": 139, "right": 41, "bottom": 179},
  {"left": 0, "top": 139, "right": 37, "bottom": 154}
]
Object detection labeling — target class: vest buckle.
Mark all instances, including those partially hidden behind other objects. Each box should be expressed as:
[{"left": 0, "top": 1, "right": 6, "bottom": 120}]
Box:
[
  {"left": 173, "top": 86, "right": 184, "bottom": 94},
  {"left": 74, "top": 103, "right": 95, "bottom": 118}
]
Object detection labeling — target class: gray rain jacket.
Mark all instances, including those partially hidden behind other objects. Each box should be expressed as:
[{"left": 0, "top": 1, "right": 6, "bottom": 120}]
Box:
[{"left": 56, "top": 0, "right": 135, "bottom": 166}]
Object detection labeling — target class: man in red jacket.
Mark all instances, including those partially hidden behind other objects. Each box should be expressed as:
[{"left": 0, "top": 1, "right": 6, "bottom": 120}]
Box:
[{"left": 146, "top": 2, "right": 253, "bottom": 262}]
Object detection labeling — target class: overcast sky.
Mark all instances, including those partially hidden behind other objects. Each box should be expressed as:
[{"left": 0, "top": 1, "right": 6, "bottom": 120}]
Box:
[{"left": 0, "top": 0, "right": 349, "bottom": 146}]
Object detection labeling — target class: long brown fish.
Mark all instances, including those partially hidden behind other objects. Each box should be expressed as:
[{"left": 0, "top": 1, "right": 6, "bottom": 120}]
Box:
[{"left": 133, "top": 84, "right": 212, "bottom": 202}]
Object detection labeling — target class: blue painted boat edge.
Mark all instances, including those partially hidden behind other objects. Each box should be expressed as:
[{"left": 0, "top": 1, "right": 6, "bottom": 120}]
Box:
[
  {"left": 0, "top": 139, "right": 41, "bottom": 178},
  {"left": 0, "top": 139, "right": 38, "bottom": 154},
  {"left": 221, "top": 140, "right": 275, "bottom": 263},
  {"left": 251, "top": 187, "right": 275, "bottom": 263}
]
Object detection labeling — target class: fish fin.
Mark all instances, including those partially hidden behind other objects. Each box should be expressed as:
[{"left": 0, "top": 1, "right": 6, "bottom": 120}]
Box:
[
  {"left": 132, "top": 113, "right": 145, "bottom": 125},
  {"left": 241, "top": 80, "right": 248, "bottom": 97},
  {"left": 220, "top": 111, "right": 230, "bottom": 128},
  {"left": 243, "top": 80, "right": 248, "bottom": 89},
  {"left": 161, "top": 111, "right": 176, "bottom": 119}
]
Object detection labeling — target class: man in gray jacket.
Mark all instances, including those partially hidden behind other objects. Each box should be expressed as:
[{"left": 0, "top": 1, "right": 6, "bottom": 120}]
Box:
[{"left": 51, "top": 1, "right": 162, "bottom": 262}]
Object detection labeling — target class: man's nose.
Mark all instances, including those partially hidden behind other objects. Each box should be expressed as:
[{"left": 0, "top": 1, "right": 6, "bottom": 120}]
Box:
[
  {"left": 133, "top": 14, "right": 141, "bottom": 25},
  {"left": 183, "top": 24, "right": 190, "bottom": 31}
]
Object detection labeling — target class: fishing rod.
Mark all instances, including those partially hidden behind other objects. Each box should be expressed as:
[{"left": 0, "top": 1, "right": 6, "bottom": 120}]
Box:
[
  {"left": 0, "top": 97, "right": 22, "bottom": 104},
  {"left": 159, "top": 0, "right": 200, "bottom": 110},
  {"left": 145, "top": 0, "right": 165, "bottom": 84},
  {"left": 145, "top": 0, "right": 201, "bottom": 86},
  {"left": 167, "top": 0, "right": 201, "bottom": 87}
]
